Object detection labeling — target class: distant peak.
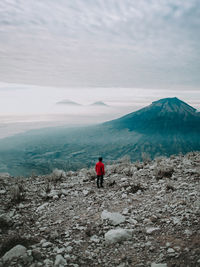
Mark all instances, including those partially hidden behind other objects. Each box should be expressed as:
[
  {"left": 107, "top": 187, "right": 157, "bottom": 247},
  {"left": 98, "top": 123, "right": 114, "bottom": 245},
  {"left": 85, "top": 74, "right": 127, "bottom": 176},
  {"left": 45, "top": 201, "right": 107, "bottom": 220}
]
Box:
[
  {"left": 56, "top": 99, "right": 81, "bottom": 106},
  {"left": 91, "top": 101, "right": 108, "bottom": 106}
]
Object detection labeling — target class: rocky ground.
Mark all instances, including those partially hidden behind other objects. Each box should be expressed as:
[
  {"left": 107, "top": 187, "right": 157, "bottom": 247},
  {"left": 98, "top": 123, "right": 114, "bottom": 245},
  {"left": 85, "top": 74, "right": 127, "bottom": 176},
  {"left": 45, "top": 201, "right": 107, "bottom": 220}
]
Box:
[{"left": 0, "top": 152, "right": 200, "bottom": 267}]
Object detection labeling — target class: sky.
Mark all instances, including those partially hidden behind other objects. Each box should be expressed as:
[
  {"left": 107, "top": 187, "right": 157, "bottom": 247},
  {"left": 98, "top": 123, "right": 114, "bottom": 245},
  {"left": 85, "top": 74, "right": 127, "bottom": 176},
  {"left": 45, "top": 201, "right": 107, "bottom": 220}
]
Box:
[
  {"left": 0, "top": 0, "right": 200, "bottom": 88},
  {"left": 0, "top": 0, "right": 200, "bottom": 137}
]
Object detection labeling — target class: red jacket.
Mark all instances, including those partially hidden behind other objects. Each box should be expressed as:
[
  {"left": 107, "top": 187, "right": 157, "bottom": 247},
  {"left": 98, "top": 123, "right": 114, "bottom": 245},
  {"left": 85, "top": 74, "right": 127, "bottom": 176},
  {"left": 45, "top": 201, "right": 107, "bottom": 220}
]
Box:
[{"left": 95, "top": 161, "right": 105, "bottom": 176}]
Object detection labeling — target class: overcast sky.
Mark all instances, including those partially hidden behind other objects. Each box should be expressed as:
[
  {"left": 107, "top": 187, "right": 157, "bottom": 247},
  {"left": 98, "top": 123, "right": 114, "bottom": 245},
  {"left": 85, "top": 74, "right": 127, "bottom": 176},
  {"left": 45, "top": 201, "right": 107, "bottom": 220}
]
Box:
[{"left": 0, "top": 0, "right": 200, "bottom": 89}]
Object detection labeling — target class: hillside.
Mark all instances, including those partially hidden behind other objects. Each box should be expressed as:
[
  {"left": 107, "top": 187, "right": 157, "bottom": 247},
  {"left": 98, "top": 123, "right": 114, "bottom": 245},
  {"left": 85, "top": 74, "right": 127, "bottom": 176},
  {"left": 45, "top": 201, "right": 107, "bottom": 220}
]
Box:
[
  {"left": 0, "top": 97, "right": 199, "bottom": 176},
  {"left": 0, "top": 152, "right": 200, "bottom": 266}
]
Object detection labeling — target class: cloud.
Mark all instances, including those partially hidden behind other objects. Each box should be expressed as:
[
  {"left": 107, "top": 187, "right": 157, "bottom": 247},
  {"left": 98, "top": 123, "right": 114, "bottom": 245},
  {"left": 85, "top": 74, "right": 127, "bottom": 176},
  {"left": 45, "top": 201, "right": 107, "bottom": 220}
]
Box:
[{"left": 0, "top": 0, "right": 199, "bottom": 88}]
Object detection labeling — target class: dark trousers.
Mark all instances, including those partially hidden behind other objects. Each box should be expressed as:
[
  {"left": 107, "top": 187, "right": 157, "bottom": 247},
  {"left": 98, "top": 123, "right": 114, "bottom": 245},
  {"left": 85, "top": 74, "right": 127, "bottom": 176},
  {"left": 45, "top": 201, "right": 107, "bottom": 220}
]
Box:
[{"left": 97, "top": 175, "right": 104, "bottom": 188}]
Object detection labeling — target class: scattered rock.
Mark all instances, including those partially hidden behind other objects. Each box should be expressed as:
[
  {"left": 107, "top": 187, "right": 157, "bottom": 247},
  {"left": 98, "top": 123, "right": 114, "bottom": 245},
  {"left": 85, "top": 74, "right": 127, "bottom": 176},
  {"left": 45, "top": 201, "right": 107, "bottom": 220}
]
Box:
[
  {"left": 101, "top": 210, "right": 125, "bottom": 226},
  {"left": 0, "top": 152, "right": 200, "bottom": 266},
  {"left": 54, "top": 254, "right": 67, "bottom": 266},
  {"left": 146, "top": 227, "right": 160, "bottom": 234},
  {"left": 2, "top": 245, "right": 28, "bottom": 263},
  {"left": 105, "top": 229, "right": 133, "bottom": 244}
]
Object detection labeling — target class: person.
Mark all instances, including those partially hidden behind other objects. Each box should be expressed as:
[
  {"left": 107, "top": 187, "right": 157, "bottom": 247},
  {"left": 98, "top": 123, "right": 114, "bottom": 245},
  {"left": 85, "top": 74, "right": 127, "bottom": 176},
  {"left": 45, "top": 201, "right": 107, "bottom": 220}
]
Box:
[{"left": 95, "top": 157, "right": 105, "bottom": 188}]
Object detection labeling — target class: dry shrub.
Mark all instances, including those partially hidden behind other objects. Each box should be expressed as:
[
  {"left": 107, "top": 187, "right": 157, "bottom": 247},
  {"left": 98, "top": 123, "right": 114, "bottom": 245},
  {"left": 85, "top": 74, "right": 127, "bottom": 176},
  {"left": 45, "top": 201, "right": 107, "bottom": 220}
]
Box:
[
  {"left": 117, "top": 155, "right": 131, "bottom": 164},
  {"left": 141, "top": 152, "right": 151, "bottom": 164},
  {"left": 86, "top": 169, "right": 96, "bottom": 181},
  {"left": 130, "top": 183, "right": 145, "bottom": 193},
  {"left": 10, "top": 181, "right": 25, "bottom": 203},
  {"left": 124, "top": 183, "right": 145, "bottom": 194},
  {"left": 154, "top": 166, "right": 174, "bottom": 180},
  {"left": 134, "top": 161, "right": 144, "bottom": 170},
  {"left": 108, "top": 180, "right": 116, "bottom": 187},
  {"left": 166, "top": 184, "right": 176, "bottom": 191},
  {"left": 0, "top": 216, "right": 12, "bottom": 230},
  {"left": 47, "top": 169, "right": 66, "bottom": 184}
]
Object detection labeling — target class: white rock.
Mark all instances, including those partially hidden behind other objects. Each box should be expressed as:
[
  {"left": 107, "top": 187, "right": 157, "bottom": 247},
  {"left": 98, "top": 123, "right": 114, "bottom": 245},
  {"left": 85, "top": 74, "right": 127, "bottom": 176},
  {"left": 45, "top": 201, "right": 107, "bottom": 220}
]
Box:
[
  {"left": 105, "top": 229, "right": 133, "bottom": 244},
  {"left": 61, "top": 189, "right": 68, "bottom": 195},
  {"left": 172, "top": 217, "right": 181, "bottom": 225},
  {"left": 90, "top": 235, "right": 100, "bottom": 243},
  {"left": 53, "top": 169, "right": 66, "bottom": 178},
  {"left": 42, "top": 242, "right": 52, "bottom": 248},
  {"left": 2, "top": 245, "right": 27, "bottom": 263},
  {"left": 53, "top": 194, "right": 59, "bottom": 200},
  {"left": 44, "top": 259, "right": 53, "bottom": 266},
  {"left": 122, "top": 193, "right": 127, "bottom": 199},
  {"left": 101, "top": 210, "right": 125, "bottom": 226},
  {"left": 122, "top": 208, "right": 129, "bottom": 215},
  {"left": 65, "top": 246, "right": 73, "bottom": 253},
  {"left": 128, "top": 218, "right": 138, "bottom": 225},
  {"left": 60, "top": 183, "right": 68, "bottom": 188},
  {"left": 36, "top": 203, "right": 48, "bottom": 212},
  {"left": 151, "top": 264, "right": 167, "bottom": 267},
  {"left": 83, "top": 190, "right": 89, "bottom": 196},
  {"left": 48, "top": 190, "right": 60, "bottom": 198},
  {"left": 146, "top": 227, "right": 160, "bottom": 234},
  {"left": 54, "top": 254, "right": 67, "bottom": 266},
  {"left": 167, "top": 248, "right": 175, "bottom": 253}
]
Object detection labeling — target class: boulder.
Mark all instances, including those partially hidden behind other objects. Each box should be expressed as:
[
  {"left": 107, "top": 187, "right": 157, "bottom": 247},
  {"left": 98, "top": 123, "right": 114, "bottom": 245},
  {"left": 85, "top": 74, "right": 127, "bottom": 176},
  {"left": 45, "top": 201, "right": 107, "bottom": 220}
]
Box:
[
  {"left": 2, "top": 245, "right": 28, "bottom": 263},
  {"left": 54, "top": 254, "right": 67, "bottom": 266},
  {"left": 101, "top": 210, "right": 125, "bottom": 226},
  {"left": 105, "top": 229, "right": 133, "bottom": 244}
]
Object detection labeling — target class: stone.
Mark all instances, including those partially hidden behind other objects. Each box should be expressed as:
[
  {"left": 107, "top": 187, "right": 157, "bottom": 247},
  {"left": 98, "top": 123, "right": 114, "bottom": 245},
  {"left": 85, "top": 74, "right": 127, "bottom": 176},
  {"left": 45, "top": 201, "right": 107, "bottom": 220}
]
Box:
[
  {"left": 90, "top": 235, "right": 100, "bottom": 243},
  {"left": 151, "top": 264, "right": 167, "bottom": 267},
  {"left": 2, "top": 245, "right": 28, "bottom": 263},
  {"left": 54, "top": 254, "right": 67, "bottom": 266},
  {"left": 83, "top": 190, "right": 89, "bottom": 196},
  {"left": 44, "top": 259, "right": 53, "bottom": 266},
  {"left": 36, "top": 203, "right": 48, "bottom": 212},
  {"left": 0, "top": 214, "right": 13, "bottom": 227},
  {"left": 42, "top": 242, "right": 52, "bottom": 248},
  {"left": 48, "top": 190, "right": 60, "bottom": 198},
  {"left": 61, "top": 189, "right": 68, "bottom": 195},
  {"left": 146, "top": 227, "right": 160, "bottom": 234},
  {"left": 105, "top": 229, "right": 133, "bottom": 244},
  {"left": 32, "top": 249, "right": 42, "bottom": 260},
  {"left": 167, "top": 248, "right": 175, "bottom": 253},
  {"left": 65, "top": 246, "right": 73, "bottom": 253},
  {"left": 101, "top": 210, "right": 125, "bottom": 226}
]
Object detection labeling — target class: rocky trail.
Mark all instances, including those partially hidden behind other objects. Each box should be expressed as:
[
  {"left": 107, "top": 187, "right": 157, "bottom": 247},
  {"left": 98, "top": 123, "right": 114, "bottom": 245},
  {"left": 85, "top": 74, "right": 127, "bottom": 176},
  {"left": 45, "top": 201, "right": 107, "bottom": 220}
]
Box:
[{"left": 0, "top": 152, "right": 200, "bottom": 266}]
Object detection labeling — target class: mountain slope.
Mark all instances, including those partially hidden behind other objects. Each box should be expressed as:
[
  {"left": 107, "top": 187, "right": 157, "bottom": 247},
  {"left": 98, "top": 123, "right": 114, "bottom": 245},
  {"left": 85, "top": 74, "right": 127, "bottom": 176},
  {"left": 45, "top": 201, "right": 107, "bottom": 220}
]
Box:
[
  {"left": 0, "top": 97, "right": 199, "bottom": 176},
  {"left": 104, "top": 97, "right": 200, "bottom": 134},
  {"left": 0, "top": 152, "right": 200, "bottom": 266}
]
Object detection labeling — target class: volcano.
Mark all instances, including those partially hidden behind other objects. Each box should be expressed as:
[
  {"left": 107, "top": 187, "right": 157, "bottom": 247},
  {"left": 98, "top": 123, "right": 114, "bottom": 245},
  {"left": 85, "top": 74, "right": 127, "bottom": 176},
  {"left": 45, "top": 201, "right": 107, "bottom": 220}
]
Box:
[{"left": 104, "top": 97, "right": 200, "bottom": 134}]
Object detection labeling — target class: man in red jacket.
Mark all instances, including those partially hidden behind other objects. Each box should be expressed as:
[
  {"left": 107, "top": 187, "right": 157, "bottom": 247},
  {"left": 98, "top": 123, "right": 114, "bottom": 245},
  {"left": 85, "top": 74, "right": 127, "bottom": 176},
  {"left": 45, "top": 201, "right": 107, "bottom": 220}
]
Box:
[{"left": 95, "top": 157, "right": 105, "bottom": 188}]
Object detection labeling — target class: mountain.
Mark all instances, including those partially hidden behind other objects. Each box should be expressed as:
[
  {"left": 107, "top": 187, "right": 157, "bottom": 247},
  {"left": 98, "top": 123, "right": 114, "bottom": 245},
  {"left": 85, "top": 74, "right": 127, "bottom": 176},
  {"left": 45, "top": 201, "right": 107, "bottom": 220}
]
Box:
[
  {"left": 90, "top": 101, "right": 108, "bottom": 106},
  {"left": 0, "top": 97, "right": 199, "bottom": 176},
  {"left": 105, "top": 97, "right": 200, "bottom": 134},
  {"left": 56, "top": 99, "right": 81, "bottom": 106}
]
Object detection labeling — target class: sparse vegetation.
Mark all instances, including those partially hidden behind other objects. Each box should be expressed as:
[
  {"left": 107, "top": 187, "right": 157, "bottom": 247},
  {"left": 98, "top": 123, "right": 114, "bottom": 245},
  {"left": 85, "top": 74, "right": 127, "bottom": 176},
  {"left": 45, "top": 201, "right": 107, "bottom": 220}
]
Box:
[
  {"left": 154, "top": 166, "right": 174, "bottom": 180},
  {"left": 10, "top": 179, "right": 26, "bottom": 203}
]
